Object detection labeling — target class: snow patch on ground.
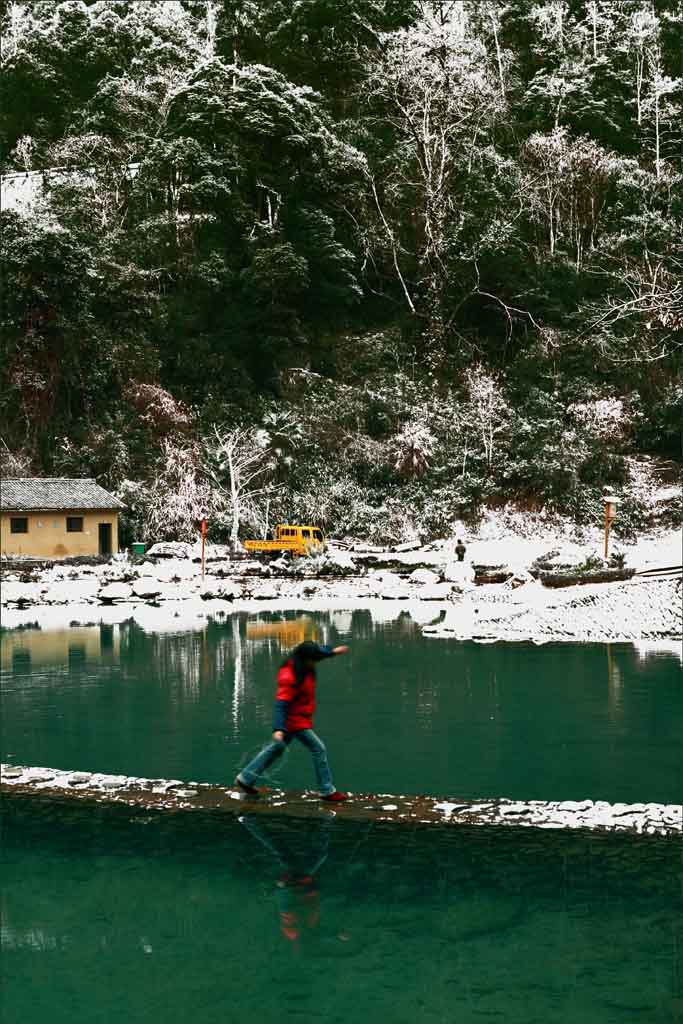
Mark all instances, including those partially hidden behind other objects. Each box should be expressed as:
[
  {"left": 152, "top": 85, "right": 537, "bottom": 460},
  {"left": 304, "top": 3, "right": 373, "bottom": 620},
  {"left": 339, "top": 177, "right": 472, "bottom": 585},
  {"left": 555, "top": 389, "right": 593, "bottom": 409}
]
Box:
[{"left": 425, "top": 576, "right": 681, "bottom": 644}]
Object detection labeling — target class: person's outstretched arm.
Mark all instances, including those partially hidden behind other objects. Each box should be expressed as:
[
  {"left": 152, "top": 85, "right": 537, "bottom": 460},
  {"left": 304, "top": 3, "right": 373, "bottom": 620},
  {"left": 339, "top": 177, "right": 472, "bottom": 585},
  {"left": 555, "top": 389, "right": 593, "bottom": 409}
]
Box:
[{"left": 316, "top": 645, "right": 349, "bottom": 659}]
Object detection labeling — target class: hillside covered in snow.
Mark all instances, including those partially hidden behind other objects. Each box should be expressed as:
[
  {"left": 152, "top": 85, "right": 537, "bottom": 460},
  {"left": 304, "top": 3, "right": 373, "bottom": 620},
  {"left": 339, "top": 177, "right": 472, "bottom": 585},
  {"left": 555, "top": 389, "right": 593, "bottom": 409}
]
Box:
[{"left": 1, "top": 2, "right": 681, "bottom": 545}]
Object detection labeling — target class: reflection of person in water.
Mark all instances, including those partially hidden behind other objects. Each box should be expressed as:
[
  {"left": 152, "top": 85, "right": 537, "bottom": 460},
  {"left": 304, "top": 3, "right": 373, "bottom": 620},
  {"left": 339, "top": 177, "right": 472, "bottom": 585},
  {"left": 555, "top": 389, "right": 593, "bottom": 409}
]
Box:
[{"left": 239, "top": 816, "right": 349, "bottom": 948}]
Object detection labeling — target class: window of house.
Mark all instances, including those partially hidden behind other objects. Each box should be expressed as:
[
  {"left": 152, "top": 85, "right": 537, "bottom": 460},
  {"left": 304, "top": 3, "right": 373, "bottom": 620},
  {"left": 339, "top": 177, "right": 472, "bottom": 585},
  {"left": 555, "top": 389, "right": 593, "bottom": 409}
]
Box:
[
  {"left": 100, "top": 625, "right": 114, "bottom": 651},
  {"left": 66, "top": 516, "right": 84, "bottom": 532},
  {"left": 10, "top": 517, "right": 28, "bottom": 533},
  {"left": 12, "top": 649, "right": 31, "bottom": 672},
  {"left": 68, "top": 644, "right": 87, "bottom": 669}
]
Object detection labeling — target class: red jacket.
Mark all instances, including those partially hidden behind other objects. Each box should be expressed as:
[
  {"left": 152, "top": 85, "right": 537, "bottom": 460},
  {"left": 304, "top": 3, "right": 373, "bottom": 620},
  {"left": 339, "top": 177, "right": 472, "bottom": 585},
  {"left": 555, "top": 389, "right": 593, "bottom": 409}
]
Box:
[{"left": 273, "top": 660, "right": 316, "bottom": 732}]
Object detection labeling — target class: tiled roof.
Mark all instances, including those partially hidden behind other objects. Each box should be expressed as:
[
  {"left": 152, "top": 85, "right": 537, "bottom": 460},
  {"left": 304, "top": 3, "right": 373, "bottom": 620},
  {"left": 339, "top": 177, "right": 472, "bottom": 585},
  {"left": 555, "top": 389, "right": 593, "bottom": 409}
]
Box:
[{"left": 0, "top": 478, "right": 126, "bottom": 511}]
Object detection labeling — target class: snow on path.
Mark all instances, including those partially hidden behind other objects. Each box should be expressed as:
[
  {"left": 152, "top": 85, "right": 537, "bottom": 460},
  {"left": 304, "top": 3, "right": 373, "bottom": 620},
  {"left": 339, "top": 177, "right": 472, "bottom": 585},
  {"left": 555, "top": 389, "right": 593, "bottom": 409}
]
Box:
[{"left": 2, "top": 764, "right": 680, "bottom": 837}]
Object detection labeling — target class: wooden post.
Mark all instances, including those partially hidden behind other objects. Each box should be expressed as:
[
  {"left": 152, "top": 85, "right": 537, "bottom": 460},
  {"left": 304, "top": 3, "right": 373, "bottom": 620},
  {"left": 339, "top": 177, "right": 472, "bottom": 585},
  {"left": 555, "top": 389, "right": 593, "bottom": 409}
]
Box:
[
  {"left": 201, "top": 518, "right": 207, "bottom": 578},
  {"left": 602, "top": 494, "right": 619, "bottom": 561}
]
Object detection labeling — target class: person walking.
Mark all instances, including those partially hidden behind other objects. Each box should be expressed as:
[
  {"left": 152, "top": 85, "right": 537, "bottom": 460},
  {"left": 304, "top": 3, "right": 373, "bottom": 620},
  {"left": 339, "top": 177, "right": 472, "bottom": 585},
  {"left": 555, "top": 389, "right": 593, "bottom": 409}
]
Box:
[
  {"left": 235, "top": 640, "right": 349, "bottom": 802},
  {"left": 455, "top": 538, "right": 467, "bottom": 562}
]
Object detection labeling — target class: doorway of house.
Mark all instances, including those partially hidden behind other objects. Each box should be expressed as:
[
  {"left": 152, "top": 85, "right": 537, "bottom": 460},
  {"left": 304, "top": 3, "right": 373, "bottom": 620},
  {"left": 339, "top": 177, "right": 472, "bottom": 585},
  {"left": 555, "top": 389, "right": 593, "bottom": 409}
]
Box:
[{"left": 98, "top": 523, "right": 112, "bottom": 556}]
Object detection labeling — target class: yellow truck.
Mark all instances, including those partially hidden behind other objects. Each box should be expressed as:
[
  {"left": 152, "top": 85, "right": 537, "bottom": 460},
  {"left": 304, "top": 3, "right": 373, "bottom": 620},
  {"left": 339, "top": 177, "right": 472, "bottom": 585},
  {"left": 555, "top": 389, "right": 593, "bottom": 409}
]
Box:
[{"left": 243, "top": 524, "right": 326, "bottom": 559}]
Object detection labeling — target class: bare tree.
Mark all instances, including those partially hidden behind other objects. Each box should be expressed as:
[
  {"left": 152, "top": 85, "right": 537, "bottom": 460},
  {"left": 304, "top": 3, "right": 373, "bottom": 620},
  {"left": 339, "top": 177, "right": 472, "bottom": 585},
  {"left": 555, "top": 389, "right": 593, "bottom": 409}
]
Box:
[
  {"left": 624, "top": 7, "right": 681, "bottom": 179},
  {"left": 583, "top": 280, "right": 683, "bottom": 364},
  {"left": 464, "top": 366, "right": 510, "bottom": 474},
  {"left": 362, "top": 7, "right": 503, "bottom": 347},
  {"left": 523, "top": 129, "right": 620, "bottom": 268},
  {"left": 628, "top": 4, "right": 658, "bottom": 128},
  {"left": 204, "top": 426, "right": 273, "bottom": 551},
  {"left": 480, "top": 0, "right": 510, "bottom": 100},
  {"left": 127, "top": 438, "right": 223, "bottom": 543},
  {"left": 0, "top": 438, "right": 32, "bottom": 478}
]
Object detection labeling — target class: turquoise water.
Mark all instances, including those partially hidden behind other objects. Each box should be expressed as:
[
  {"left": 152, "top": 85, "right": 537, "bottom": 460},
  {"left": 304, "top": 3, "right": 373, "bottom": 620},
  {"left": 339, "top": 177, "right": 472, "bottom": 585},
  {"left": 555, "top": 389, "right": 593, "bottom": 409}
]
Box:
[
  {"left": 1, "top": 614, "right": 681, "bottom": 1023},
  {"left": 2, "top": 797, "right": 681, "bottom": 1024},
  {"left": 1, "top": 613, "right": 681, "bottom": 803}
]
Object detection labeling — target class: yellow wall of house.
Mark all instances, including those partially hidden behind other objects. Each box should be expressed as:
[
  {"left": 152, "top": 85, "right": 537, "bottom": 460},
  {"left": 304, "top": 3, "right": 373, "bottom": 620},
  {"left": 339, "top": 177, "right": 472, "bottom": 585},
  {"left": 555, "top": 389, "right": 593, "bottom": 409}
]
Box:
[
  {"left": 1, "top": 626, "right": 120, "bottom": 670},
  {"left": 0, "top": 511, "right": 119, "bottom": 558}
]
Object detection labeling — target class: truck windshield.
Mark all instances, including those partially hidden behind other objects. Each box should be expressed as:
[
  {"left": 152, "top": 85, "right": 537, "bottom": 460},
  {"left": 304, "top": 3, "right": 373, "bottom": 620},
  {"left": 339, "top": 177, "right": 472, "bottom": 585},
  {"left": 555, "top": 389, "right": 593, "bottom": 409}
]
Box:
[{"left": 314, "top": 531, "right": 322, "bottom": 541}]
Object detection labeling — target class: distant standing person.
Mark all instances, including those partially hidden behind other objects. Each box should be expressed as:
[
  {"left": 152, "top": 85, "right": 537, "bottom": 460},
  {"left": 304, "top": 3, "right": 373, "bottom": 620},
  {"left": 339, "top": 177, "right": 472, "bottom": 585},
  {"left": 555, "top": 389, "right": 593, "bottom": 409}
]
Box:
[
  {"left": 455, "top": 538, "right": 467, "bottom": 562},
  {"left": 235, "top": 641, "right": 349, "bottom": 802}
]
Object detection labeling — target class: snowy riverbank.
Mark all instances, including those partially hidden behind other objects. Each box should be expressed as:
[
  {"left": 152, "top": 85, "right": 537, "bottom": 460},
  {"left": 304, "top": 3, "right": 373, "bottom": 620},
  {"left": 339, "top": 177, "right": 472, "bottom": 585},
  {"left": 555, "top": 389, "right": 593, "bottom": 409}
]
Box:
[
  {"left": 2, "top": 516, "right": 680, "bottom": 645},
  {"left": 424, "top": 575, "right": 681, "bottom": 644}
]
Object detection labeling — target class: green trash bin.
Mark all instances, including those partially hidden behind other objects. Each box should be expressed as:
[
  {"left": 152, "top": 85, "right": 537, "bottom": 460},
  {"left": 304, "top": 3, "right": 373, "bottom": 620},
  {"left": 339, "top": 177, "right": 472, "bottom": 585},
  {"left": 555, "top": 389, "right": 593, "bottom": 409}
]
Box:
[{"left": 132, "top": 542, "right": 146, "bottom": 556}]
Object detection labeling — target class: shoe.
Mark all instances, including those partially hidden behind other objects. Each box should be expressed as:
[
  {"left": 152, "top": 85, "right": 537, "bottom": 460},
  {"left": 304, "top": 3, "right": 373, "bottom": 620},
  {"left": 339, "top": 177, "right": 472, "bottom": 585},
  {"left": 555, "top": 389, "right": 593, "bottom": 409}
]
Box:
[
  {"left": 321, "top": 791, "right": 348, "bottom": 802},
  {"left": 235, "top": 777, "right": 259, "bottom": 796}
]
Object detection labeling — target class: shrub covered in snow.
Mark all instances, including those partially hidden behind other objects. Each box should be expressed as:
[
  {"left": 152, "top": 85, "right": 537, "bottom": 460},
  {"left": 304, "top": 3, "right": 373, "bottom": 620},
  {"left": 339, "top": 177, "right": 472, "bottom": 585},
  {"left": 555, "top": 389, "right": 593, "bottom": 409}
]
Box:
[{"left": 289, "top": 548, "right": 357, "bottom": 577}]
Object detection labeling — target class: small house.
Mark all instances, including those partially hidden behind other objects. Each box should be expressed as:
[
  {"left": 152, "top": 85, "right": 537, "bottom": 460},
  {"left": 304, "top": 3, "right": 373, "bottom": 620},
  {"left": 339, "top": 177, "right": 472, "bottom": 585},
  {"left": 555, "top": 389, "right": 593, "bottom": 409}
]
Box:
[{"left": 0, "top": 478, "right": 125, "bottom": 559}]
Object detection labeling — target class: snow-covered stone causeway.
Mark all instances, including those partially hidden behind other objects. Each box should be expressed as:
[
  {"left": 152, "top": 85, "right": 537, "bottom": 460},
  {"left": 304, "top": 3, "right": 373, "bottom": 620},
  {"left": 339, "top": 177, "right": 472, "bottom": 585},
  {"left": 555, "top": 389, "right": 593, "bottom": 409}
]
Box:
[{"left": 2, "top": 765, "right": 680, "bottom": 837}]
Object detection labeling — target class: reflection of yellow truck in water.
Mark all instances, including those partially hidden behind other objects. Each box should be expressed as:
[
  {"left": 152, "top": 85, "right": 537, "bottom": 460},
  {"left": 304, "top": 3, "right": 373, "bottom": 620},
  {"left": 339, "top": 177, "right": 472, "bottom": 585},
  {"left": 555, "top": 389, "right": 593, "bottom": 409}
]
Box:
[
  {"left": 243, "top": 524, "right": 326, "bottom": 559},
  {"left": 246, "top": 617, "right": 318, "bottom": 647}
]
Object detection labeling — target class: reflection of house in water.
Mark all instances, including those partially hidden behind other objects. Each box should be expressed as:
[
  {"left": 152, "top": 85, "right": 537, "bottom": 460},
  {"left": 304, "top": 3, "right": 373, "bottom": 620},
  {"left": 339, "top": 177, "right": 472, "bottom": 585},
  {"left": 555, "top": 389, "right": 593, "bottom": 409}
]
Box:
[{"left": 1, "top": 625, "right": 120, "bottom": 672}]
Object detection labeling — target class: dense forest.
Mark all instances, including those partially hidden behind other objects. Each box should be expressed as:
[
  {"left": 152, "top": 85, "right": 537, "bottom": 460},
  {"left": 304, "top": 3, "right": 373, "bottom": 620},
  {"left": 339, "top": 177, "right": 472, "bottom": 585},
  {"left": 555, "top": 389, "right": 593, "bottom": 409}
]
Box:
[{"left": 1, "top": 0, "right": 681, "bottom": 545}]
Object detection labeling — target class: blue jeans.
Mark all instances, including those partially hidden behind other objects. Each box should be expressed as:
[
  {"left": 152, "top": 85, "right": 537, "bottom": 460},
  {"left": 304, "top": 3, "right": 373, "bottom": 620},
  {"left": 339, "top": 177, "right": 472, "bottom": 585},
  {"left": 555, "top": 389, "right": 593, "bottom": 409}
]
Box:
[{"left": 238, "top": 729, "right": 336, "bottom": 796}]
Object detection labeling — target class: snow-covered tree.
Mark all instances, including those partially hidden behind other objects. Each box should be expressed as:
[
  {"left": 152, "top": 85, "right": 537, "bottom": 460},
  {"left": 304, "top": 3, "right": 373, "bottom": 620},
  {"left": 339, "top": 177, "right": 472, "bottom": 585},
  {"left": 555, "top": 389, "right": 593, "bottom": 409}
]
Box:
[
  {"left": 567, "top": 397, "right": 631, "bottom": 441},
  {"left": 393, "top": 420, "right": 435, "bottom": 478},
  {"left": 523, "top": 128, "right": 621, "bottom": 266},
  {"left": 203, "top": 425, "right": 274, "bottom": 550},
  {"left": 119, "top": 437, "right": 223, "bottom": 543},
  {"left": 0, "top": 438, "right": 32, "bottom": 477},
  {"left": 126, "top": 383, "right": 193, "bottom": 433},
  {"left": 362, "top": 6, "right": 504, "bottom": 352},
  {"left": 618, "top": 4, "right": 682, "bottom": 177},
  {"left": 463, "top": 366, "right": 511, "bottom": 474}
]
